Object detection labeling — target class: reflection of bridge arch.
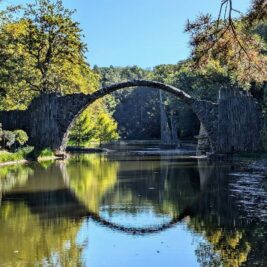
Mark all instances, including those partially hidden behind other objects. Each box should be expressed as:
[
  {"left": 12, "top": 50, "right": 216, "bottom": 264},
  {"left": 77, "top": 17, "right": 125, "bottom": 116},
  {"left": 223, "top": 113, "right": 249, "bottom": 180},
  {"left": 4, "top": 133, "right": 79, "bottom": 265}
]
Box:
[
  {"left": 0, "top": 159, "right": 233, "bottom": 236},
  {"left": 61, "top": 158, "right": 205, "bottom": 235},
  {"left": 60, "top": 161, "right": 195, "bottom": 235},
  {"left": 84, "top": 207, "right": 192, "bottom": 235},
  {"left": 2, "top": 185, "right": 193, "bottom": 236}
]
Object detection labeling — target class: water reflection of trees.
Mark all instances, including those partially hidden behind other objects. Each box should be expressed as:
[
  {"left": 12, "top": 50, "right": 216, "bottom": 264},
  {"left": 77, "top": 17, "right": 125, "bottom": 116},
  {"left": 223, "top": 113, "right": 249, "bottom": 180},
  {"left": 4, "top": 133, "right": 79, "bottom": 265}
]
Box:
[
  {"left": 99, "top": 156, "right": 201, "bottom": 218},
  {"left": 189, "top": 162, "right": 266, "bottom": 267},
  {"left": 0, "top": 164, "right": 85, "bottom": 266},
  {"left": 55, "top": 155, "right": 267, "bottom": 267},
  {"left": 0, "top": 202, "right": 84, "bottom": 266},
  {"left": 0, "top": 155, "right": 266, "bottom": 266},
  {"left": 0, "top": 165, "right": 33, "bottom": 194},
  {"left": 67, "top": 154, "right": 119, "bottom": 213}
]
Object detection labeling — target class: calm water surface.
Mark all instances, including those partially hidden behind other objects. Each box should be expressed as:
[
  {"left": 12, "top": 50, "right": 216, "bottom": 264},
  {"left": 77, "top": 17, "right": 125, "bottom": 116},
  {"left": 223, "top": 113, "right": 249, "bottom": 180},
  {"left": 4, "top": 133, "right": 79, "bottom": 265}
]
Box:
[{"left": 0, "top": 149, "right": 266, "bottom": 266}]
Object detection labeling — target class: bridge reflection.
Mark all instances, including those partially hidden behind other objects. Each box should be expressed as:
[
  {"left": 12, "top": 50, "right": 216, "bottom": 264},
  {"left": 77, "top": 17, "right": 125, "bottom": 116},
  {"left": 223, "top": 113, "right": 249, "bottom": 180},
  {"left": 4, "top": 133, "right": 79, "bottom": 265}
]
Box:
[
  {"left": 0, "top": 154, "right": 264, "bottom": 266},
  {"left": 0, "top": 155, "right": 239, "bottom": 234}
]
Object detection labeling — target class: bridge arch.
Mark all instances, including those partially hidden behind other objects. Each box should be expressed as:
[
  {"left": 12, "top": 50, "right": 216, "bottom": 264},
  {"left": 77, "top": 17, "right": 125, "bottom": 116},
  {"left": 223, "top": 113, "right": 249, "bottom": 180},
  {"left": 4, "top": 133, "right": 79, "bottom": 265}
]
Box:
[
  {"left": 0, "top": 80, "right": 218, "bottom": 153},
  {"left": 60, "top": 80, "right": 217, "bottom": 152}
]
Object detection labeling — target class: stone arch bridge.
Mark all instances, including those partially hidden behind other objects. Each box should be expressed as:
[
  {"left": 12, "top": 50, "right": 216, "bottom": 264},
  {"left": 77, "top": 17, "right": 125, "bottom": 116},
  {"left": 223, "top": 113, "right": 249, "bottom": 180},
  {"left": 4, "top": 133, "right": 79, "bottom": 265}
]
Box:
[{"left": 0, "top": 80, "right": 262, "bottom": 154}]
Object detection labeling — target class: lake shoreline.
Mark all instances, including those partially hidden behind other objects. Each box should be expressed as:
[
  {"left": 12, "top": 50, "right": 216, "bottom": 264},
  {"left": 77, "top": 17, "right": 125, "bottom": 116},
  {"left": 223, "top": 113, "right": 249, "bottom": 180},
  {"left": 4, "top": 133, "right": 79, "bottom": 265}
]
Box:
[
  {"left": 1, "top": 148, "right": 267, "bottom": 179},
  {"left": 0, "top": 155, "right": 63, "bottom": 167}
]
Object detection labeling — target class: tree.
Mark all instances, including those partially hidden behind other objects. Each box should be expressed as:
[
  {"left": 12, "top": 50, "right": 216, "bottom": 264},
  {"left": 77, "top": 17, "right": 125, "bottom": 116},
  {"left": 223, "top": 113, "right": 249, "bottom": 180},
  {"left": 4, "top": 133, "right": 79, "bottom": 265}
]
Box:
[
  {"left": 0, "top": 128, "right": 28, "bottom": 150},
  {"left": 95, "top": 113, "right": 119, "bottom": 145},
  {"left": 68, "top": 109, "right": 95, "bottom": 147},
  {"left": 68, "top": 101, "right": 119, "bottom": 147},
  {"left": 185, "top": 0, "right": 267, "bottom": 88},
  {"left": 0, "top": 0, "right": 99, "bottom": 109}
]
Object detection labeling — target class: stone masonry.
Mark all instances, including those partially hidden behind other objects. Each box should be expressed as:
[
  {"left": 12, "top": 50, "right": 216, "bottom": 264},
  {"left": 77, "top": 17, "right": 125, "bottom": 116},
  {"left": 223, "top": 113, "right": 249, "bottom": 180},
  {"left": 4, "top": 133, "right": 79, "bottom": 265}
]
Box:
[{"left": 0, "top": 80, "right": 263, "bottom": 154}]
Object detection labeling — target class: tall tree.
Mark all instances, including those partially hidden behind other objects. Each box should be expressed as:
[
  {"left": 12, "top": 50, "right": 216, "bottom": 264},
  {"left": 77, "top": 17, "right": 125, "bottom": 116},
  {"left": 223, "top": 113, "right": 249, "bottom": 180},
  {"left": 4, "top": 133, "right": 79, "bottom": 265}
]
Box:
[{"left": 0, "top": 0, "right": 99, "bottom": 109}]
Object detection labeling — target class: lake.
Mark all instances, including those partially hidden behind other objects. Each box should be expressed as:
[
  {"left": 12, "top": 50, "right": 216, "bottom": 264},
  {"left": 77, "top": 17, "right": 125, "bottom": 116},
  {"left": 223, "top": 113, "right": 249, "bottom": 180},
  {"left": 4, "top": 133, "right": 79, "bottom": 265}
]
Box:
[{"left": 0, "top": 149, "right": 266, "bottom": 266}]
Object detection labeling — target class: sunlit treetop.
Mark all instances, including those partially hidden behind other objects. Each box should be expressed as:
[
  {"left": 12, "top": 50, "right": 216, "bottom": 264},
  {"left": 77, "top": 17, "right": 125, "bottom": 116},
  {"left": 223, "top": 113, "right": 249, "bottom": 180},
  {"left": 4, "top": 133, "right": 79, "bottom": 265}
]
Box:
[{"left": 0, "top": 0, "right": 99, "bottom": 109}]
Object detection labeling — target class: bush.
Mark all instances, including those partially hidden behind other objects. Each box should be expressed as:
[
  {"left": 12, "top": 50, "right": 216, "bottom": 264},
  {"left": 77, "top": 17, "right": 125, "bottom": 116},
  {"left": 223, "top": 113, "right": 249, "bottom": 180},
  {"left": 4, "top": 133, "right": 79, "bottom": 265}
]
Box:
[
  {"left": 0, "top": 147, "right": 33, "bottom": 163},
  {"left": 27, "top": 148, "right": 55, "bottom": 160},
  {"left": 14, "top": 130, "right": 29, "bottom": 147},
  {"left": 0, "top": 128, "right": 28, "bottom": 150},
  {"left": 13, "top": 130, "right": 29, "bottom": 148},
  {"left": 38, "top": 148, "right": 54, "bottom": 157},
  {"left": 1, "top": 131, "right": 16, "bottom": 149}
]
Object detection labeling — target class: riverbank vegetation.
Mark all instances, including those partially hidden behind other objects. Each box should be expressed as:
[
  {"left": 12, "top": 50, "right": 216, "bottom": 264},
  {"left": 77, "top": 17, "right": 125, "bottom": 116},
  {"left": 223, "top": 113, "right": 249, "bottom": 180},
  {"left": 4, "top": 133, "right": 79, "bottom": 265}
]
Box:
[
  {"left": 0, "top": 0, "right": 266, "bottom": 157},
  {"left": 0, "top": 123, "right": 30, "bottom": 163},
  {"left": 0, "top": 147, "right": 32, "bottom": 163}
]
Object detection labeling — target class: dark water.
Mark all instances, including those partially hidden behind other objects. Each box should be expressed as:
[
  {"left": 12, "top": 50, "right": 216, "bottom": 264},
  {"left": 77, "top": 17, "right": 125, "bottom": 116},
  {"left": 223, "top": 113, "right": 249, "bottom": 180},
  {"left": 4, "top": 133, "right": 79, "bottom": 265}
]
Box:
[{"left": 0, "top": 152, "right": 266, "bottom": 266}]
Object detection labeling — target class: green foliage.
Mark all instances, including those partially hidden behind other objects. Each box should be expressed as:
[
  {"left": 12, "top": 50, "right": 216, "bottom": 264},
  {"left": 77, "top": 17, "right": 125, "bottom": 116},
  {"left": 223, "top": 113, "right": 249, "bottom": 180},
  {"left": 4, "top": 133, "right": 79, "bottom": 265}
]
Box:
[
  {"left": 13, "top": 130, "right": 28, "bottom": 147},
  {"left": 68, "top": 109, "right": 95, "bottom": 147},
  {"left": 0, "top": 124, "right": 28, "bottom": 150},
  {"left": 95, "top": 112, "right": 120, "bottom": 145},
  {"left": 38, "top": 148, "right": 54, "bottom": 157},
  {"left": 26, "top": 147, "right": 54, "bottom": 160},
  {"left": 69, "top": 101, "right": 119, "bottom": 146},
  {"left": 0, "top": 147, "right": 33, "bottom": 163},
  {"left": 1, "top": 130, "right": 15, "bottom": 149},
  {"left": 0, "top": 0, "right": 99, "bottom": 110}
]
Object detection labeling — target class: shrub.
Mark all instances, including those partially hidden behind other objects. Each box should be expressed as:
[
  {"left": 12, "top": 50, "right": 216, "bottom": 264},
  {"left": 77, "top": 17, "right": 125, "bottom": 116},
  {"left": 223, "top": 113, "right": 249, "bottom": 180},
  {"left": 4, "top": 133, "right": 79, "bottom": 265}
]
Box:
[
  {"left": 1, "top": 131, "right": 16, "bottom": 149},
  {"left": 0, "top": 147, "right": 33, "bottom": 163},
  {"left": 0, "top": 129, "right": 29, "bottom": 150},
  {"left": 27, "top": 148, "right": 55, "bottom": 160},
  {"left": 14, "top": 130, "right": 29, "bottom": 147},
  {"left": 38, "top": 148, "right": 54, "bottom": 157}
]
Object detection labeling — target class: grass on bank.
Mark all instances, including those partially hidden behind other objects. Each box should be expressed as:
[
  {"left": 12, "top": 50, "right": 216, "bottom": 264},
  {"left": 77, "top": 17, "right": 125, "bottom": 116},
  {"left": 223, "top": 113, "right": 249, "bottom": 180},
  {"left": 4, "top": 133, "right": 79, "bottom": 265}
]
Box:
[
  {"left": 0, "top": 147, "right": 33, "bottom": 163},
  {"left": 0, "top": 147, "right": 55, "bottom": 163}
]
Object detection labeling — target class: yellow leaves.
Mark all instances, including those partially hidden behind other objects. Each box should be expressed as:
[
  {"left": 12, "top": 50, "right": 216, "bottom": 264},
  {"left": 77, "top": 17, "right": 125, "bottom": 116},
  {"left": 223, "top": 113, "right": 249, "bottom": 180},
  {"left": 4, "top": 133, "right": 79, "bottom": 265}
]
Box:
[
  {"left": 199, "top": 59, "right": 226, "bottom": 76},
  {"left": 3, "top": 20, "right": 28, "bottom": 38},
  {"left": 226, "top": 231, "right": 242, "bottom": 249},
  {"left": 208, "top": 229, "right": 223, "bottom": 244},
  {"left": 0, "top": 0, "right": 100, "bottom": 110}
]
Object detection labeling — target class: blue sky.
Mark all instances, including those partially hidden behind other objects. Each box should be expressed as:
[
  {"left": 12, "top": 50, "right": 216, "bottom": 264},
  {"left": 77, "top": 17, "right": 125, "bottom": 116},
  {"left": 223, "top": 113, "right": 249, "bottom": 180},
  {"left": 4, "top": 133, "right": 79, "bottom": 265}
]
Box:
[{"left": 3, "top": 0, "right": 251, "bottom": 68}]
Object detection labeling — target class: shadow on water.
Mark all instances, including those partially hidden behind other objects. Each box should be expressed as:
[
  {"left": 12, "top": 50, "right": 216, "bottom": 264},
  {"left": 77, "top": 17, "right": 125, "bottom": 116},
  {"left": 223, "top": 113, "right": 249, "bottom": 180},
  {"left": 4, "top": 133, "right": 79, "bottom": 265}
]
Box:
[{"left": 0, "top": 153, "right": 266, "bottom": 266}]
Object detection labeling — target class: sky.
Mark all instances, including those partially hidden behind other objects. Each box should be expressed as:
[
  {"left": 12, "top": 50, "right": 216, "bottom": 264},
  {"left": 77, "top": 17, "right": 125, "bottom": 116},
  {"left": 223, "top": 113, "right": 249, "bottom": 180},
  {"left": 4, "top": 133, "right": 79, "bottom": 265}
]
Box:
[{"left": 3, "top": 0, "right": 251, "bottom": 68}]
